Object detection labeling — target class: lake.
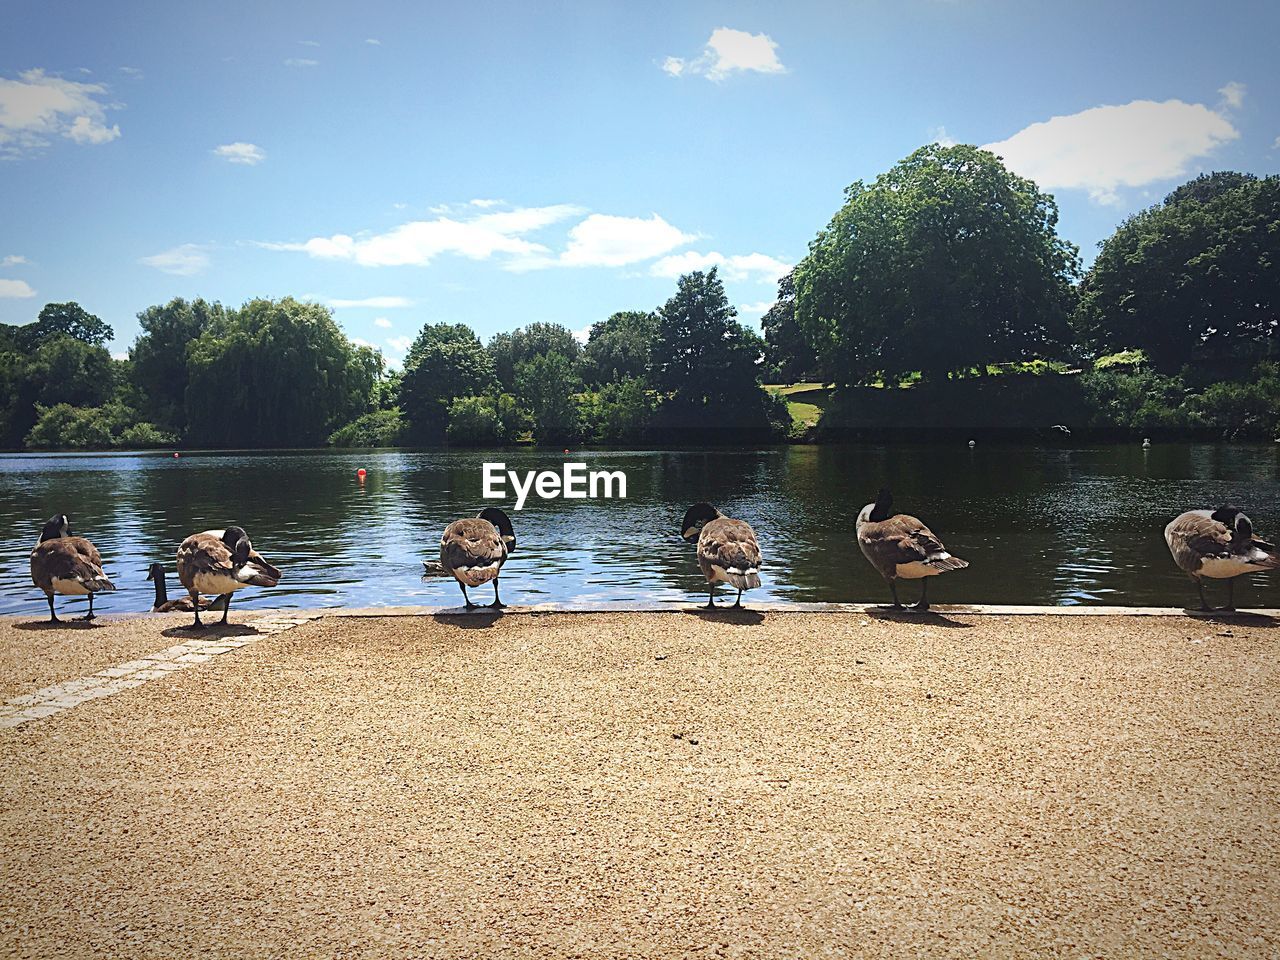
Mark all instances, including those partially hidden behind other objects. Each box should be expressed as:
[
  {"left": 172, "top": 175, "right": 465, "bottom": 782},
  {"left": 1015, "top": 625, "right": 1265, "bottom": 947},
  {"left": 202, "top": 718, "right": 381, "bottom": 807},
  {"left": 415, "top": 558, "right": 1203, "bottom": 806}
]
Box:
[{"left": 1, "top": 444, "right": 1278, "bottom": 617}]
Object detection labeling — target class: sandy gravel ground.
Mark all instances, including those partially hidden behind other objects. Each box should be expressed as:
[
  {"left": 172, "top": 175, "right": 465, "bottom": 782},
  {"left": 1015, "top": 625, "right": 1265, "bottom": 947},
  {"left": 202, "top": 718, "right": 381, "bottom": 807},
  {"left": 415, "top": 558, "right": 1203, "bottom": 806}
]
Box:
[{"left": 2, "top": 610, "right": 1278, "bottom": 958}]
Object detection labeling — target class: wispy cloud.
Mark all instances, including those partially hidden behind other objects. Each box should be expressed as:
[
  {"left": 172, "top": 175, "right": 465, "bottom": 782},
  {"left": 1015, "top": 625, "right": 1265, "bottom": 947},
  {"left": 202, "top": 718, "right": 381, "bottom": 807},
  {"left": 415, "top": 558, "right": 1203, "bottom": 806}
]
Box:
[
  {"left": 469, "top": 198, "right": 504, "bottom": 208},
  {"left": 1, "top": 254, "right": 28, "bottom": 267},
  {"left": 213, "top": 141, "right": 266, "bottom": 165},
  {"left": 737, "top": 300, "right": 774, "bottom": 316},
  {"left": 365, "top": 38, "right": 381, "bottom": 46},
  {"left": 0, "top": 279, "right": 37, "bottom": 298},
  {"left": 650, "top": 250, "right": 789, "bottom": 284},
  {"left": 284, "top": 58, "right": 319, "bottom": 68},
  {"left": 1218, "top": 81, "right": 1246, "bottom": 110},
  {"left": 373, "top": 316, "right": 392, "bottom": 328},
  {"left": 663, "top": 28, "right": 785, "bottom": 82},
  {"left": 928, "top": 125, "right": 957, "bottom": 147},
  {"left": 386, "top": 335, "right": 413, "bottom": 353},
  {"left": 327, "top": 296, "right": 414, "bottom": 309},
  {"left": 269, "top": 205, "right": 583, "bottom": 268},
  {"left": 140, "top": 243, "right": 210, "bottom": 276},
  {"left": 297, "top": 39, "right": 321, "bottom": 47},
  {"left": 983, "top": 96, "right": 1239, "bottom": 205},
  {"left": 0, "top": 68, "right": 121, "bottom": 156},
  {"left": 119, "top": 66, "right": 143, "bottom": 79}
]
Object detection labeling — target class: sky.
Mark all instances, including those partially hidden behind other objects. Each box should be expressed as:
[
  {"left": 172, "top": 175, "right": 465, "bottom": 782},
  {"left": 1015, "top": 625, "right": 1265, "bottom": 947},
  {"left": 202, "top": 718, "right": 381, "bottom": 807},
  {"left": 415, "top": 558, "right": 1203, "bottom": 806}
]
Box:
[{"left": 1, "top": 0, "right": 1277, "bottom": 366}]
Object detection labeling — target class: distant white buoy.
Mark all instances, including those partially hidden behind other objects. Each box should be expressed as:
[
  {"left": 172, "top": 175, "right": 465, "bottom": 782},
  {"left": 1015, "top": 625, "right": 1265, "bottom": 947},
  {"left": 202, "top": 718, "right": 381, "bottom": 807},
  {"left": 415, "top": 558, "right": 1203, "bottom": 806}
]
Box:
[
  {"left": 968, "top": 440, "right": 976, "bottom": 448},
  {"left": 1142, "top": 438, "right": 1151, "bottom": 448}
]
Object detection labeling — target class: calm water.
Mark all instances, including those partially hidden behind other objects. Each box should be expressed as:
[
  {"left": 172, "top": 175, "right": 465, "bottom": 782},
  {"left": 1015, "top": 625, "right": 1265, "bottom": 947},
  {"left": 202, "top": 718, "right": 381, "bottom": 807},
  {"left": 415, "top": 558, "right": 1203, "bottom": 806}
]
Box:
[{"left": 1, "top": 445, "right": 1278, "bottom": 617}]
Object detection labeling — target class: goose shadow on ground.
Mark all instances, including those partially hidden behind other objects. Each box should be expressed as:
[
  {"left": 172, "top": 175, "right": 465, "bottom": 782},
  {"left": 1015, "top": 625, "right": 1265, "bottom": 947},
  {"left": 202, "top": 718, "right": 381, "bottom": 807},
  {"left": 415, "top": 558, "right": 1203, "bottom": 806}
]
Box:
[
  {"left": 160, "top": 623, "right": 263, "bottom": 639},
  {"left": 13, "top": 619, "right": 107, "bottom": 631},
  {"left": 682, "top": 607, "right": 766, "bottom": 626},
  {"left": 432, "top": 610, "right": 505, "bottom": 629},
  {"left": 866, "top": 608, "right": 973, "bottom": 629},
  {"left": 1180, "top": 609, "right": 1278, "bottom": 628}
]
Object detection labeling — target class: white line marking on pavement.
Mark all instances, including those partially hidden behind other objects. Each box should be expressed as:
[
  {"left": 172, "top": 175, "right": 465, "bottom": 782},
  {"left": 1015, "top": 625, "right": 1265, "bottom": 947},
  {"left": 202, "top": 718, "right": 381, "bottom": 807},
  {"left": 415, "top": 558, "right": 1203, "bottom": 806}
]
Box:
[{"left": 0, "top": 614, "right": 318, "bottom": 730}]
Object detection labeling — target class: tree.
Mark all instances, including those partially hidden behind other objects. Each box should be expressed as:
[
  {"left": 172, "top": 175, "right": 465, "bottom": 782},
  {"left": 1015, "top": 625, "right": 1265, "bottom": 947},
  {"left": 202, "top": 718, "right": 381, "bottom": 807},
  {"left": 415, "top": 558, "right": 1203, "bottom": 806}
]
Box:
[
  {"left": 1075, "top": 173, "right": 1279, "bottom": 373},
  {"left": 581, "top": 310, "right": 657, "bottom": 385},
  {"left": 516, "top": 352, "right": 581, "bottom": 444},
  {"left": 488, "top": 322, "right": 583, "bottom": 390},
  {"left": 399, "top": 323, "right": 496, "bottom": 439},
  {"left": 761, "top": 271, "right": 821, "bottom": 383},
  {"left": 27, "top": 336, "right": 115, "bottom": 408},
  {"left": 649, "top": 269, "right": 785, "bottom": 440},
  {"left": 794, "top": 144, "right": 1080, "bottom": 386},
  {"left": 130, "top": 298, "right": 225, "bottom": 433},
  {"left": 17, "top": 302, "right": 114, "bottom": 351},
  {"left": 185, "top": 297, "right": 380, "bottom": 447}
]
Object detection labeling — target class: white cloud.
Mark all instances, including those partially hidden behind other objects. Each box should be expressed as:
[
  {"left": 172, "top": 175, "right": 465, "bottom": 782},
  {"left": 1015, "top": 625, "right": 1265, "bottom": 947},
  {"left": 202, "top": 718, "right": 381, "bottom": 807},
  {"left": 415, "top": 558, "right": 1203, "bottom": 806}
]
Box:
[
  {"left": 327, "top": 296, "right": 414, "bottom": 309},
  {"left": 386, "top": 335, "right": 413, "bottom": 353},
  {"left": 373, "top": 316, "right": 392, "bottom": 328},
  {"left": 983, "top": 98, "right": 1239, "bottom": 205},
  {"left": 213, "top": 141, "right": 266, "bottom": 165},
  {"left": 555, "top": 213, "right": 694, "bottom": 268},
  {"left": 0, "top": 279, "right": 36, "bottom": 298},
  {"left": 929, "top": 125, "right": 957, "bottom": 147},
  {"left": 1, "top": 255, "right": 27, "bottom": 266},
  {"left": 365, "top": 38, "right": 381, "bottom": 46},
  {"left": 737, "top": 300, "right": 774, "bottom": 316},
  {"left": 111, "top": 351, "right": 127, "bottom": 360},
  {"left": 284, "top": 58, "right": 319, "bottom": 67},
  {"left": 664, "top": 27, "right": 785, "bottom": 82},
  {"left": 571, "top": 325, "right": 591, "bottom": 344},
  {"left": 1274, "top": 136, "right": 1280, "bottom": 150},
  {"left": 1218, "top": 81, "right": 1246, "bottom": 110},
  {"left": 650, "top": 250, "right": 789, "bottom": 283},
  {"left": 298, "top": 39, "right": 321, "bottom": 47},
  {"left": 0, "top": 68, "right": 122, "bottom": 155},
  {"left": 140, "top": 243, "right": 210, "bottom": 276},
  {"left": 272, "top": 205, "right": 582, "bottom": 268},
  {"left": 469, "top": 198, "right": 504, "bottom": 208},
  {"left": 351, "top": 336, "right": 376, "bottom": 349},
  {"left": 119, "top": 66, "right": 143, "bottom": 79}
]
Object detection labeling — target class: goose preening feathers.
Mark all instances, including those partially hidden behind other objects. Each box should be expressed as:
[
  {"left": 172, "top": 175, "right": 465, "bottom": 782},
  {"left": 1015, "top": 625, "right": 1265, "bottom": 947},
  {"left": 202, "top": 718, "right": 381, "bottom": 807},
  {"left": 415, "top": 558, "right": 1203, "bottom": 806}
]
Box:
[
  {"left": 439, "top": 507, "right": 516, "bottom": 609},
  {"left": 856, "top": 489, "right": 968, "bottom": 611},
  {"left": 146, "top": 562, "right": 226, "bottom": 613},
  {"left": 29, "top": 514, "right": 116, "bottom": 623},
  {"left": 680, "top": 503, "right": 762, "bottom": 609},
  {"left": 1164, "top": 506, "right": 1280, "bottom": 611},
  {"left": 176, "top": 526, "right": 281, "bottom": 628}
]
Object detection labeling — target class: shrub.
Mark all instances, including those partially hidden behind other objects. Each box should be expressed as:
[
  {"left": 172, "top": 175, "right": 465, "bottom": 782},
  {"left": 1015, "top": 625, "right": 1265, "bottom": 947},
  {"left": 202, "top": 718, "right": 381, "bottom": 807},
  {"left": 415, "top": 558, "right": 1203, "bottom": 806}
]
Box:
[
  {"left": 118, "top": 422, "right": 179, "bottom": 448},
  {"left": 328, "top": 408, "right": 408, "bottom": 447}
]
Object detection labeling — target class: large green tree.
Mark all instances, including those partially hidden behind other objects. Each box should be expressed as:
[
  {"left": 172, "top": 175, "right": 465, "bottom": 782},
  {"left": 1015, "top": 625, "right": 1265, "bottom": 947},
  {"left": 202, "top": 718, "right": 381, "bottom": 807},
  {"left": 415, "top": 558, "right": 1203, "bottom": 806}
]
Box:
[
  {"left": 794, "top": 143, "right": 1080, "bottom": 385},
  {"left": 488, "top": 322, "right": 582, "bottom": 391},
  {"left": 185, "top": 297, "right": 380, "bottom": 447},
  {"left": 1075, "top": 173, "right": 1279, "bottom": 372},
  {"left": 16, "top": 302, "right": 114, "bottom": 351},
  {"left": 399, "top": 322, "right": 496, "bottom": 439},
  {"left": 581, "top": 310, "right": 657, "bottom": 385},
  {"left": 516, "top": 351, "right": 581, "bottom": 444},
  {"left": 130, "top": 297, "right": 226, "bottom": 433}
]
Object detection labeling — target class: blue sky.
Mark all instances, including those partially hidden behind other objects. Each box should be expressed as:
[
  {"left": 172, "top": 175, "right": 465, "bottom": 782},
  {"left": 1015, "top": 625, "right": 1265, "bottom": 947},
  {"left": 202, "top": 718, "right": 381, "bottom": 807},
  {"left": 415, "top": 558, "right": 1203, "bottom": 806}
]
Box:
[{"left": 2, "top": 0, "right": 1277, "bottom": 365}]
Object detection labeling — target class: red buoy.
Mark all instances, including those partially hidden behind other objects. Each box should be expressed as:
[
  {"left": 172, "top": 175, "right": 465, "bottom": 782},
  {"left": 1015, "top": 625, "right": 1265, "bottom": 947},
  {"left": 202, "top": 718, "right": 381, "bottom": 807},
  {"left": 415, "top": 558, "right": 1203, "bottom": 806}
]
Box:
[
  {"left": 357, "top": 468, "right": 367, "bottom": 481},
  {"left": 173, "top": 452, "right": 180, "bottom": 458}
]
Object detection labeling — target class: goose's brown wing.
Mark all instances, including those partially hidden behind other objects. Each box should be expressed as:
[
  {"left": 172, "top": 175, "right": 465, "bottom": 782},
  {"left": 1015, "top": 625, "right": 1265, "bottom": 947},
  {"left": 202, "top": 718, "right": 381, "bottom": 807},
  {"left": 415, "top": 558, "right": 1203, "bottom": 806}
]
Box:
[
  {"left": 440, "top": 518, "right": 506, "bottom": 572},
  {"left": 176, "top": 532, "right": 234, "bottom": 593},
  {"left": 1165, "top": 512, "right": 1231, "bottom": 573},
  {"left": 30, "top": 536, "right": 113, "bottom": 592},
  {"left": 697, "top": 517, "right": 762, "bottom": 570},
  {"left": 862, "top": 514, "right": 945, "bottom": 565}
]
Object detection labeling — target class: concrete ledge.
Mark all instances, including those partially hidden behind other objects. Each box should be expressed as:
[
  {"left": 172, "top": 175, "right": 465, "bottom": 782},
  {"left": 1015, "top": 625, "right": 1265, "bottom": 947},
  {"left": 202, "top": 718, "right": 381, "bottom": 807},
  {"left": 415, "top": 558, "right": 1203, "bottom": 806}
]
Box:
[{"left": 317, "top": 602, "right": 1280, "bottom": 618}]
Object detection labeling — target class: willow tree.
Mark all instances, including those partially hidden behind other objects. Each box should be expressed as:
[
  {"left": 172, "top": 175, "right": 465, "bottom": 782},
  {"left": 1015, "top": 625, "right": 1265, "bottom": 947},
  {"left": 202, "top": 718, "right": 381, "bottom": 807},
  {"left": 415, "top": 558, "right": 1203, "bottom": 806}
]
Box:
[
  {"left": 794, "top": 143, "right": 1080, "bottom": 385},
  {"left": 185, "top": 297, "right": 380, "bottom": 447}
]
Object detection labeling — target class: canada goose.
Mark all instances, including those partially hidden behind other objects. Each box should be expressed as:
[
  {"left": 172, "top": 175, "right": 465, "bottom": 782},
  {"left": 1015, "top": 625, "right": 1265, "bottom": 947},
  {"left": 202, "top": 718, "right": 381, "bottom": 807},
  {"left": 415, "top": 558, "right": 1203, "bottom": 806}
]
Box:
[
  {"left": 145, "top": 562, "right": 226, "bottom": 613},
  {"left": 680, "top": 503, "right": 762, "bottom": 609},
  {"left": 439, "top": 507, "right": 515, "bottom": 609},
  {"left": 176, "top": 526, "right": 281, "bottom": 628},
  {"left": 856, "top": 489, "right": 968, "bottom": 610},
  {"left": 29, "top": 514, "right": 116, "bottom": 623},
  {"left": 1164, "top": 506, "right": 1280, "bottom": 611}
]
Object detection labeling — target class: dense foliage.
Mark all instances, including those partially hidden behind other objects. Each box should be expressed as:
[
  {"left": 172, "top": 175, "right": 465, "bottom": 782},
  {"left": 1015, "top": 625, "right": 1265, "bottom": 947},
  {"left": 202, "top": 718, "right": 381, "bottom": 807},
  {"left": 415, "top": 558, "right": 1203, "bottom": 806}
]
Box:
[{"left": 2, "top": 153, "right": 1274, "bottom": 450}]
